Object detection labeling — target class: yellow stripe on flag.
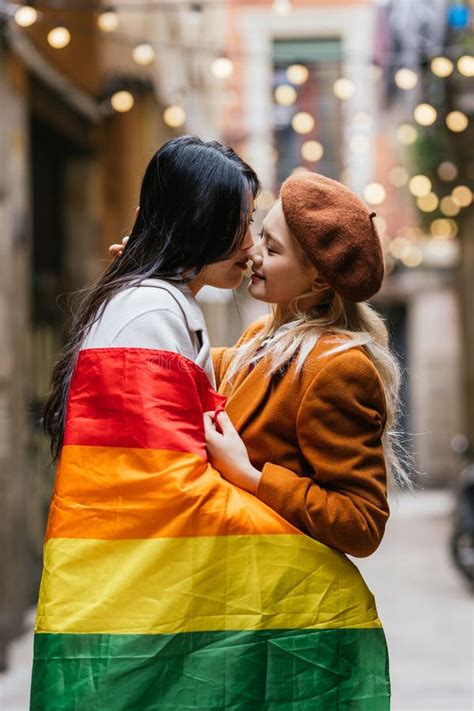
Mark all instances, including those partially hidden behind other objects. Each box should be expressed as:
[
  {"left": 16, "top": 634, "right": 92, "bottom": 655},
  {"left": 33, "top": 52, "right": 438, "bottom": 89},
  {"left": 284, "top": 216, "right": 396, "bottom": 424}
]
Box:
[{"left": 36, "top": 536, "right": 381, "bottom": 635}]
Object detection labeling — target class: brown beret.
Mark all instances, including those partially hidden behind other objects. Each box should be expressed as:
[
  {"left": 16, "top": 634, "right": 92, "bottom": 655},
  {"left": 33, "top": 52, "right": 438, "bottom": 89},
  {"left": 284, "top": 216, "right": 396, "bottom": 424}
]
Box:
[{"left": 280, "top": 171, "right": 384, "bottom": 302}]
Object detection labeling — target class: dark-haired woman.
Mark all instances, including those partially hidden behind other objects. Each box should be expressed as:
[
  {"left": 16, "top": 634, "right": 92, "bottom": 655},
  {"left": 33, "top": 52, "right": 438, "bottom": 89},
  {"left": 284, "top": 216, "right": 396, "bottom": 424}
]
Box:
[
  {"left": 30, "top": 136, "right": 260, "bottom": 709},
  {"left": 43, "top": 135, "right": 259, "bottom": 460}
]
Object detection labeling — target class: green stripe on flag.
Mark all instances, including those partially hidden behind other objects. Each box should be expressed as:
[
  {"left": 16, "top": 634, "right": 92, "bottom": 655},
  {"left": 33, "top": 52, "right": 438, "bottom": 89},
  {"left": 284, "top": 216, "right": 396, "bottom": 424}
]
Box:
[{"left": 31, "top": 628, "right": 390, "bottom": 710}]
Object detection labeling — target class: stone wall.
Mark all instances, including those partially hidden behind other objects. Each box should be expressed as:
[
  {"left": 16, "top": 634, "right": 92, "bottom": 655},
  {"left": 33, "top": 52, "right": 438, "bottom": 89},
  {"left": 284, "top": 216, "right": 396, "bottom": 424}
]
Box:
[{"left": 0, "top": 45, "right": 33, "bottom": 669}]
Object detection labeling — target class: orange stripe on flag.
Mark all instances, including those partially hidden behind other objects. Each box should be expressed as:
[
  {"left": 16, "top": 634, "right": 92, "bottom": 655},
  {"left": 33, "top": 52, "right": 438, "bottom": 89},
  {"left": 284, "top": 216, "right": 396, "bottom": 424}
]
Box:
[{"left": 46, "top": 445, "right": 298, "bottom": 541}]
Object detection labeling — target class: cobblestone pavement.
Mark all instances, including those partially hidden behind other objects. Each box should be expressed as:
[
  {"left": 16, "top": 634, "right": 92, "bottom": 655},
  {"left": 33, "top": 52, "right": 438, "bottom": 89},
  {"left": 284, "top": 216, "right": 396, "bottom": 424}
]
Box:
[
  {"left": 1, "top": 490, "right": 472, "bottom": 710},
  {"left": 358, "top": 489, "right": 473, "bottom": 710}
]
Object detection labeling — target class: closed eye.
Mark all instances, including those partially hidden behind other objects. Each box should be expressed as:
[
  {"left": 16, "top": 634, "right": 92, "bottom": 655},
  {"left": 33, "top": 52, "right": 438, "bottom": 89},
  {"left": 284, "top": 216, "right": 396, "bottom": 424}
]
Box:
[{"left": 260, "top": 228, "right": 278, "bottom": 254}]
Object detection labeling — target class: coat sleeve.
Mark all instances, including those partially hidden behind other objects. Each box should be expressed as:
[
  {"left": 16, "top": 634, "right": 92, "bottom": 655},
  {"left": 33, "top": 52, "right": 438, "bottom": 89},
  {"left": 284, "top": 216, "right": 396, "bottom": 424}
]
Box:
[{"left": 256, "top": 349, "right": 390, "bottom": 557}]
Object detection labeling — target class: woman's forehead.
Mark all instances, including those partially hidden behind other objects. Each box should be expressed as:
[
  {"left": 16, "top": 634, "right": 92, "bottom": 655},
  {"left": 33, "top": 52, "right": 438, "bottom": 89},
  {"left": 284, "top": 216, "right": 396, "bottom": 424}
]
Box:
[{"left": 263, "top": 200, "right": 289, "bottom": 238}]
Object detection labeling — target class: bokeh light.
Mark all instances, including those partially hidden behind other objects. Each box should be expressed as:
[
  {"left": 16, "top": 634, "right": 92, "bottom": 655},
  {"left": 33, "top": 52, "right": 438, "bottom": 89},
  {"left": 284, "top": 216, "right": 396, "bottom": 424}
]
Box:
[
  {"left": 397, "top": 124, "right": 418, "bottom": 144},
  {"left": 364, "top": 183, "right": 386, "bottom": 205},
  {"left": 97, "top": 9, "right": 119, "bottom": 32},
  {"left": 409, "top": 175, "right": 432, "bottom": 197},
  {"left": 446, "top": 111, "right": 468, "bottom": 132},
  {"left": 457, "top": 55, "right": 474, "bottom": 77},
  {"left": 132, "top": 43, "right": 155, "bottom": 66},
  {"left": 111, "top": 90, "right": 134, "bottom": 112},
  {"left": 301, "top": 140, "right": 324, "bottom": 162},
  {"left": 333, "top": 78, "right": 355, "bottom": 100},
  {"left": 414, "top": 103, "right": 437, "bottom": 126},
  {"left": 402, "top": 245, "right": 423, "bottom": 268},
  {"left": 14, "top": 5, "right": 38, "bottom": 27},
  {"left": 452, "top": 186, "right": 473, "bottom": 208},
  {"left": 47, "top": 27, "right": 71, "bottom": 49},
  {"left": 437, "top": 161, "right": 458, "bottom": 181},
  {"left": 163, "top": 105, "right": 186, "bottom": 127},
  {"left": 274, "top": 85, "right": 297, "bottom": 106},
  {"left": 417, "top": 193, "right": 439, "bottom": 212},
  {"left": 430, "top": 218, "right": 458, "bottom": 239},
  {"left": 394, "top": 68, "right": 418, "bottom": 90},
  {"left": 291, "top": 112, "right": 315, "bottom": 134},
  {"left": 286, "top": 64, "right": 308, "bottom": 85},
  {"left": 440, "top": 196, "right": 460, "bottom": 217},
  {"left": 272, "top": 0, "right": 292, "bottom": 16},
  {"left": 211, "top": 57, "right": 234, "bottom": 79},
  {"left": 389, "top": 166, "right": 409, "bottom": 187},
  {"left": 389, "top": 237, "right": 411, "bottom": 259},
  {"left": 430, "top": 57, "right": 454, "bottom": 77}
]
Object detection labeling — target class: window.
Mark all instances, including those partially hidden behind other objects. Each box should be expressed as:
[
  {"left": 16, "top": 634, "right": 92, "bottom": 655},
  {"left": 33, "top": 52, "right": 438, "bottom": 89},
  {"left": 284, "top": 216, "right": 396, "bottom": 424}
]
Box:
[{"left": 273, "top": 38, "right": 342, "bottom": 186}]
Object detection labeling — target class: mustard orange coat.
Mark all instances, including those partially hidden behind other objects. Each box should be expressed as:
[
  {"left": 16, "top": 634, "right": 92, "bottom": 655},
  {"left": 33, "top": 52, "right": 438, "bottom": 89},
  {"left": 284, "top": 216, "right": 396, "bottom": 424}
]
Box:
[{"left": 212, "top": 318, "right": 390, "bottom": 557}]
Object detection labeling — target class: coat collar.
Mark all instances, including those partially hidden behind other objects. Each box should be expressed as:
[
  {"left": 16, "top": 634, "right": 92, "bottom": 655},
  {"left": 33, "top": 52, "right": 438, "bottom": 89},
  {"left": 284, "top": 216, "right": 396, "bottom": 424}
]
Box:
[
  {"left": 223, "top": 352, "right": 276, "bottom": 432},
  {"left": 222, "top": 326, "right": 332, "bottom": 432}
]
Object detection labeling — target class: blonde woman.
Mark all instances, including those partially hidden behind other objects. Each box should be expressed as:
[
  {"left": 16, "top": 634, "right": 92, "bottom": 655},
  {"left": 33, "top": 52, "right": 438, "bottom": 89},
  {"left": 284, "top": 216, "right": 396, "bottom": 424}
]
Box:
[
  {"left": 205, "top": 171, "right": 410, "bottom": 558},
  {"left": 106, "top": 169, "right": 405, "bottom": 707}
]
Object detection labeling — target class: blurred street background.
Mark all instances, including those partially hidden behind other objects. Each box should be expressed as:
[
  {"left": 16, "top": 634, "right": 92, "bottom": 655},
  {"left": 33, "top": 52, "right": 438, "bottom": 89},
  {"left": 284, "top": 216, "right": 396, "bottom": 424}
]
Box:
[{"left": 0, "top": 0, "right": 473, "bottom": 708}]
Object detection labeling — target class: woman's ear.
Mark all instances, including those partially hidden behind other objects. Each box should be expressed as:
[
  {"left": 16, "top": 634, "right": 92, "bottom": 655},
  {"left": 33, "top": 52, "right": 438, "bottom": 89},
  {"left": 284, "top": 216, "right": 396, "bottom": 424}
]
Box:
[{"left": 311, "top": 273, "right": 330, "bottom": 294}]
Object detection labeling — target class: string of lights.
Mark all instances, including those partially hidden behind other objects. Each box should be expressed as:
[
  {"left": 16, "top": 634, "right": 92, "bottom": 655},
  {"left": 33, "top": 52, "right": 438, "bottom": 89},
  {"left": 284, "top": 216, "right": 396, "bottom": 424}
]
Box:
[
  {"left": 3, "top": 0, "right": 473, "bottom": 270},
  {"left": 7, "top": 1, "right": 224, "bottom": 12},
  {"left": 5, "top": 0, "right": 307, "bottom": 13},
  {"left": 7, "top": 9, "right": 474, "bottom": 76},
  {"left": 5, "top": 2, "right": 473, "bottom": 66},
  {"left": 7, "top": 4, "right": 473, "bottom": 128}
]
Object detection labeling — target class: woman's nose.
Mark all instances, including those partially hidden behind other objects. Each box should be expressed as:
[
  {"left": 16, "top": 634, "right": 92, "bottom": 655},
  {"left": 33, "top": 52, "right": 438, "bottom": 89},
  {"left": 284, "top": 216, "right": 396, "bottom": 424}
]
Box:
[{"left": 248, "top": 244, "right": 261, "bottom": 263}]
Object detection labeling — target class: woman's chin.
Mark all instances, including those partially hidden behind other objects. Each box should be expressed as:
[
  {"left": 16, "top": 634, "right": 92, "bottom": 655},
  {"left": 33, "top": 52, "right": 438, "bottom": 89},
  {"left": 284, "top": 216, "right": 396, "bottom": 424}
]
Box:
[
  {"left": 248, "top": 279, "right": 270, "bottom": 301},
  {"left": 229, "top": 272, "right": 245, "bottom": 289},
  {"left": 209, "top": 272, "right": 244, "bottom": 290}
]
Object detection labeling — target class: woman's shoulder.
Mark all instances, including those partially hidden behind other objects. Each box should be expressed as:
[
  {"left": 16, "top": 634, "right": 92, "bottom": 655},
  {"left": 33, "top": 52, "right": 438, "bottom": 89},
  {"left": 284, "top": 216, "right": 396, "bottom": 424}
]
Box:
[
  {"left": 81, "top": 282, "right": 194, "bottom": 352},
  {"left": 298, "top": 341, "right": 387, "bottom": 426},
  {"left": 302, "top": 333, "right": 383, "bottom": 389},
  {"left": 111, "top": 280, "right": 188, "bottom": 315}
]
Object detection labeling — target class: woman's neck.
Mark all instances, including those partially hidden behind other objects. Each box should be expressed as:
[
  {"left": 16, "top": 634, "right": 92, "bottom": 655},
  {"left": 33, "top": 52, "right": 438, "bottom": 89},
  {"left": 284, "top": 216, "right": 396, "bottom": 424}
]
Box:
[{"left": 187, "top": 277, "right": 203, "bottom": 296}]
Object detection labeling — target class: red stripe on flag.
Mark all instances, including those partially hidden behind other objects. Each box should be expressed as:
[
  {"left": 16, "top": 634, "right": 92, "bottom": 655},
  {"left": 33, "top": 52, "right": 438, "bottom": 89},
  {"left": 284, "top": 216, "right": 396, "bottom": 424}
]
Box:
[{"left": 63, "top": 348, "right": 225, "bottom": 457}]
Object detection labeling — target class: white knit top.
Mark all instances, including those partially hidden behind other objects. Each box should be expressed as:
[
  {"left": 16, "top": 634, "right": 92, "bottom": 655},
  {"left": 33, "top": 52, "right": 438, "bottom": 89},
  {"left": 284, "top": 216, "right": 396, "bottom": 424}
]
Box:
[{"left": 81, "top": 278, "right": 216, "bottom": 387}]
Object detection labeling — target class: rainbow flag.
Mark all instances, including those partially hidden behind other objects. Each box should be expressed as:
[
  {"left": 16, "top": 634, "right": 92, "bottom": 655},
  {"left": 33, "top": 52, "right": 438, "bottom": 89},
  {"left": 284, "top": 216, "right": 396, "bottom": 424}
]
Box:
[{"left": 31, "top": 347, "right": 390, "bottom": 710}]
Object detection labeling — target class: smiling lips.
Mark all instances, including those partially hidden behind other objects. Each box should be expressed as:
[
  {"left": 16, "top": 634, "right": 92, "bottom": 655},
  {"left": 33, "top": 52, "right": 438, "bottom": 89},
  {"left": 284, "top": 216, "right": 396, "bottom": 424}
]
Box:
[{"left": 233, "top": 261, "right": 265, "bottom": 279}]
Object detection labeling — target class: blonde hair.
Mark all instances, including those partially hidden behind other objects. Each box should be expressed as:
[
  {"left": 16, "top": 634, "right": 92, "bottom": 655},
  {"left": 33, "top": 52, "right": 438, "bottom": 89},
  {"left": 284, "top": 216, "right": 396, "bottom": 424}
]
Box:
[{"left": 227, "top": 289, "right": 413, "bottom": 491}]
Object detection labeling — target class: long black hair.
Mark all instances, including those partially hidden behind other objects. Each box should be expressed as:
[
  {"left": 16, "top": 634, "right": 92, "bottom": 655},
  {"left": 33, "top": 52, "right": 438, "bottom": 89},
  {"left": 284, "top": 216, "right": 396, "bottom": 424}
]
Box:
[{"left": 43, "top": 136, "right": 260, "bottom": 460}]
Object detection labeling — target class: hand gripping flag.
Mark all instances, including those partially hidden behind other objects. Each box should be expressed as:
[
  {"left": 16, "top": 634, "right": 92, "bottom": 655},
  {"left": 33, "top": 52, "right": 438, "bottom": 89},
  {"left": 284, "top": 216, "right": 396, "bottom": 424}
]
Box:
[{"left": 31, "top": 347, "right": 390, "bottom": 710}]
